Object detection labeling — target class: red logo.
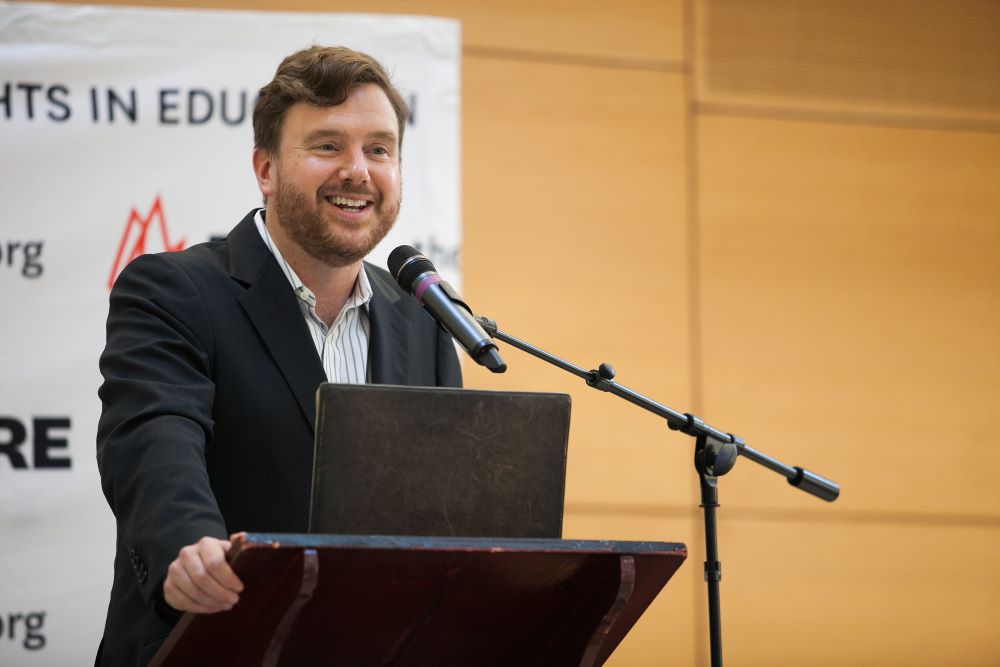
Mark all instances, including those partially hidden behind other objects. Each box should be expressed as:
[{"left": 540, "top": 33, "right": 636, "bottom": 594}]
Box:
[{"left": 108, "top": 195, "right": 186, "bottom": 290}]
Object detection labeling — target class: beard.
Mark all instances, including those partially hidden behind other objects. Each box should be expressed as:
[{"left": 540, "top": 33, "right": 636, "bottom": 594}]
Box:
[{"left": 271, "top": 165, "right": 399, "bottom": 268}]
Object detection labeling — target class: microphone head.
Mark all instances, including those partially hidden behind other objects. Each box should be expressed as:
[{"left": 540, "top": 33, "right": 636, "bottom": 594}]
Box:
[
  {"left": 388, "top": 245, "right": 436, "bottom": 292},
  {"left": 387, "top": 245, "right": 420, "bottom": 277}
]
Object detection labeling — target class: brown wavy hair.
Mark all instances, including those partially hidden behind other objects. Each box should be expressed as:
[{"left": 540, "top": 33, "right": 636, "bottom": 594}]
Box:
[{"left": 253, "top": 45, "right": 409, "bottom": 155}]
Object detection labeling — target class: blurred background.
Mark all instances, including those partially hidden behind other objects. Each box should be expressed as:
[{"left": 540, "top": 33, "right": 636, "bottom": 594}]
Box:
[{"left": 41, "top": 0, "right": 1000, "bottom": 663}]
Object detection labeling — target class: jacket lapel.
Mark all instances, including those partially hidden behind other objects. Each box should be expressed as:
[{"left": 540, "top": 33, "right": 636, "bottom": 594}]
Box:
[
  {"left": 365, "top": 264, "right": 410, "bottom": 385},
  {"left": 228, "top": 212, "right": 326, "bottom": 431}
]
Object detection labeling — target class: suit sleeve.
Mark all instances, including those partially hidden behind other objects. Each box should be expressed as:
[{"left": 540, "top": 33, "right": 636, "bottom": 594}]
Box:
[{"left": 97, "top": 253, "right": 227, "bottom": 607}]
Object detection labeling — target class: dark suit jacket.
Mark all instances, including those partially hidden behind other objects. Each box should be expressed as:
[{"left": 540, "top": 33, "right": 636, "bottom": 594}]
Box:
[{"left": 96, "top": 211, "right": 462, "bottom": 666}]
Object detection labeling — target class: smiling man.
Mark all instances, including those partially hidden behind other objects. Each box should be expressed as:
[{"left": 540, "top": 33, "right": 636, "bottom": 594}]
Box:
[{"left": 95, "top": 46, "right": 461, "bottom": 666}]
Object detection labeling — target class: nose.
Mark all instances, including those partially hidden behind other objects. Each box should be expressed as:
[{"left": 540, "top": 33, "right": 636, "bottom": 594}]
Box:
[{"left": 338, "top": 147, "right": 369, "bottom": 183}]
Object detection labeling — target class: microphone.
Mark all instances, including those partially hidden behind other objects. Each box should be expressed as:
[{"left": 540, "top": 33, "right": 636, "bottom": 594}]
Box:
[{"left": 387, "top": 246, "right": 506, "bottom": 373}]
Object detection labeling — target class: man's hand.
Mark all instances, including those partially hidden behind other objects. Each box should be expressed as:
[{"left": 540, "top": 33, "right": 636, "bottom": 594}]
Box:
[{"left": 163, "top": 536, "right": 244, "bottom": 614}]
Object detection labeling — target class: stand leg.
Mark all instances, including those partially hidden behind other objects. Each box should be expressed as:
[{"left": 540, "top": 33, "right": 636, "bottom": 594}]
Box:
[{"left": 696, "top": 436, "right": 725, "bottom": 667}]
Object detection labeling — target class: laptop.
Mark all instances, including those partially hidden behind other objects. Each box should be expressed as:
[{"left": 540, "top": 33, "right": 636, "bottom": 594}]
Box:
[{"left": 308, "top": 384, "right": 571, "bottom": 539}]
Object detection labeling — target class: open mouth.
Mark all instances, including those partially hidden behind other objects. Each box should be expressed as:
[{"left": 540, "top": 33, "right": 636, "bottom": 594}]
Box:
[{"left": 326, "top": 195, "right": 372, "bottom": 213}]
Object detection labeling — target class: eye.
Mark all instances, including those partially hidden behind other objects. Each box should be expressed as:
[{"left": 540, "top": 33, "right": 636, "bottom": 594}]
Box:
[
  {"left": 314, "top": 143, "right": 339, "bottom": 152},
  {"left": 370, "top": 146, "right": 390, "bottom": 157}
]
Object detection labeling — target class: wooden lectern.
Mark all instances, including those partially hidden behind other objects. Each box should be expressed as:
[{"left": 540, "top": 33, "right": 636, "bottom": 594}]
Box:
[{"left": 150, "top": 532, "right": 685, "bottom": 666}]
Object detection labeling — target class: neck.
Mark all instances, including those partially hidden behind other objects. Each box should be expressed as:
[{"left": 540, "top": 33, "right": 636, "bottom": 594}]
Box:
[{"left": 264, "top": 208, "right": 361, "bottom": 327}]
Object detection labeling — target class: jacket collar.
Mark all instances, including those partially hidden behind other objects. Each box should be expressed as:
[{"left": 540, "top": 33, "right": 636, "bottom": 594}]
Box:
[
  {"left": 365, "top": 264, "right": 410, "bottom": 385},
  {"left": 228, "top": 211, "right": 326, "bottom": 430}
]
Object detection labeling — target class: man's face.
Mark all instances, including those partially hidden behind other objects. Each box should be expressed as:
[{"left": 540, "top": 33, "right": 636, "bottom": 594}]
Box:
[{"left": 260, "top": 84, "right": 401, "bottom": 267}]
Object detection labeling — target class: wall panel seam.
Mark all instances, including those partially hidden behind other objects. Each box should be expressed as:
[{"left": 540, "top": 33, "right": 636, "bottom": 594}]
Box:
[
  {"left": 463, "top": 45, "right": 687, "bottom": 73},
  {"left": 696, "top": 101, "right": 1000, "bottom": 134},
  {"left": 685, "top": 1, "right": 708, "bottom": 663},
  {"left": 725, "top": 508, "right": 1000, "bottom": 528},
  {"left": 567, "top": 503, "right": 1000, "bottom": 529},
  {"left": 565, "top": 502, "right": 700, "bottom": 518}
]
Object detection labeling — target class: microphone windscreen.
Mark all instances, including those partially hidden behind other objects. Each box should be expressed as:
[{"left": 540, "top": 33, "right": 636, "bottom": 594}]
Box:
[
  {"left": 388, "top": 245, "right": 435, "bottom": 291},
  {"left": 387, "top": 245, "right": 420, "bottom": 278}
]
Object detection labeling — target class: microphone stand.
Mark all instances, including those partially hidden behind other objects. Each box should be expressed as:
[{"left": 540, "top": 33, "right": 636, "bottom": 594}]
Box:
[{"left": 475, "top": 316, "right": 840, "bottom": 667}]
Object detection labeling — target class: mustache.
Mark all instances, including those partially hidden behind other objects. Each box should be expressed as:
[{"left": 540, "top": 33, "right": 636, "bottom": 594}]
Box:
[{"left": 319, "top": 183, "right": 378, "bottom": 200}]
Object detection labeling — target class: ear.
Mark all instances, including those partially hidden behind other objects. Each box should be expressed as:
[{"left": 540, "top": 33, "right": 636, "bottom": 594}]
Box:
[{"left": 252, "top": 147, "right": 275, "bottom": 198}]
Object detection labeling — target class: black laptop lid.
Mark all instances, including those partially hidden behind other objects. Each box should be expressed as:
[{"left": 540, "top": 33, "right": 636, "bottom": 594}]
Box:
[{"left": 309, "top": 384, "right": 571, "bottom": 539}]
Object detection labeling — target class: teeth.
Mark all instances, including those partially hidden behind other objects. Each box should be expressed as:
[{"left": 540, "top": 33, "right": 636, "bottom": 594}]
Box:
[{"left": 332, "top": 196, "right": 367, "bottom": 208}]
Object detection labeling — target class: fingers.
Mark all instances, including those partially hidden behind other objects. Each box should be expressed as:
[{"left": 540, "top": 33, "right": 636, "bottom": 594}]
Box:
[
  {"left": 210, "top": 539, "right": 244, "bottom": 593},
  {"left": 162, "top": 536, "right": 245, "bottom": 614},
  {"left": 163, "top": 575, "right": 226, "bottom": 615}
]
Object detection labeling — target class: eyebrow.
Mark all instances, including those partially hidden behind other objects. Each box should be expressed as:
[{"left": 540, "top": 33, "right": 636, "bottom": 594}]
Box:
[{"left": 302, "top": 128, "right": 399, "bottom": 145}]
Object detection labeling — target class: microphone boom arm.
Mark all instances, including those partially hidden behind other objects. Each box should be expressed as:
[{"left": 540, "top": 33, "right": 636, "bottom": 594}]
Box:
[{"left": 475, "top": 315, "right": 839, "bottom": 501}]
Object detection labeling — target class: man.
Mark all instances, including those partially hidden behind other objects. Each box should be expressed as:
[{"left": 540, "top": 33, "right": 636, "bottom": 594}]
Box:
[{"left": 96, "top": 46, "right": 461, "bottom": 665}]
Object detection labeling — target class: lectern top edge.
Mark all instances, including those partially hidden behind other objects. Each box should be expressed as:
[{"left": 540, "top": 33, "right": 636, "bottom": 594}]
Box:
[{"left": 232, "top": 532, "right": 687, "bottom": 556}]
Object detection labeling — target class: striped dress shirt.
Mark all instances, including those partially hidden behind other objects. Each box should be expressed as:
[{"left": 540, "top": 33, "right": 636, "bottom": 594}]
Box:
[{"left": 254, "top": 210, "right": 371, "bottom": 384}]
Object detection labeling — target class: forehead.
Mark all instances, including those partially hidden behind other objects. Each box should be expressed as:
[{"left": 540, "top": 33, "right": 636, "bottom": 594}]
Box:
[{"left": 280, "top": 84, "right": 399, "bottom": 145}]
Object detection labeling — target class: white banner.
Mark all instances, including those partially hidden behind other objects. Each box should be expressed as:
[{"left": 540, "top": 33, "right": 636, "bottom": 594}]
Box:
[{"left": 0, "top": 3, "right": 460, "bottom": 663}]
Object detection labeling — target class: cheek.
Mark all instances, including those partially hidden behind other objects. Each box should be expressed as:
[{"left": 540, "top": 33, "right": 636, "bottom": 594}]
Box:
[
  {"left": 289, "top": 158, "right": 329, "bottom": 185},
  {"left": 376, "top": 166, "right": 401, "bottom": 195}
]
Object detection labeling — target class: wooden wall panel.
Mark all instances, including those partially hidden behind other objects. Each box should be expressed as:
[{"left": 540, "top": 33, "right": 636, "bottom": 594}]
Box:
[
  {"left": 695, "top": 0, "right": 1000, "bottom": 126},
  {"left": 695, "top": 110, "right": 1000, "bottom": 664},
  {"left": 718, "top": 517, "right": 1000, "bottom": 665},
  {"left": 461, "top": 56, "right": 694, "bottom": 509},
  {"left": 50, "top": 0, "right": 685, "bottom": 64},
  {"left": 459, "top": 48, "right": 699, "bottom": 666},
  {"left": 697, "top": 115, "right": 1000, "bottom": 517}
]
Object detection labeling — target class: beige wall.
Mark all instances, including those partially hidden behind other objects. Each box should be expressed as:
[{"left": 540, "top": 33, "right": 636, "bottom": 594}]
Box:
[{"left": 52, "top": 0, "right": 1000, "bottom": 663}]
